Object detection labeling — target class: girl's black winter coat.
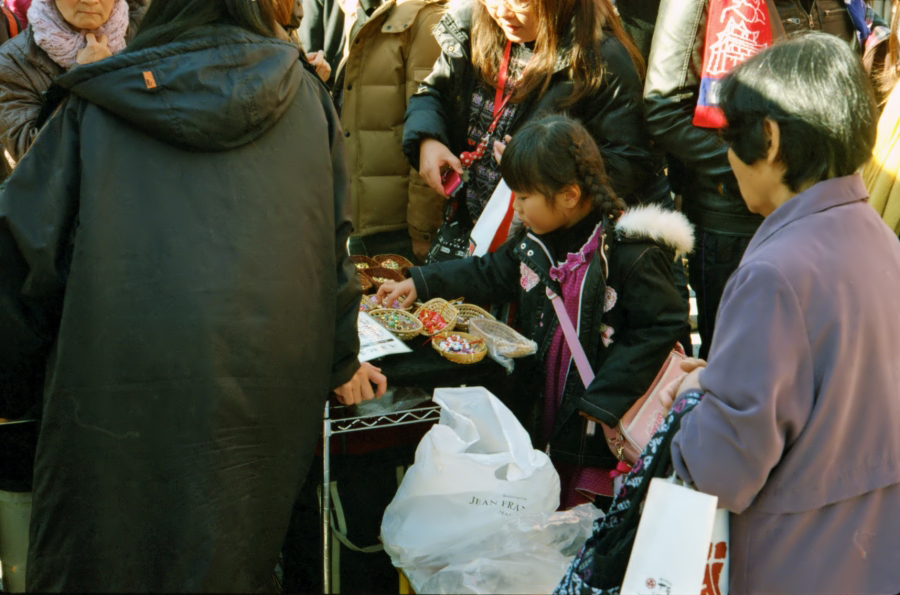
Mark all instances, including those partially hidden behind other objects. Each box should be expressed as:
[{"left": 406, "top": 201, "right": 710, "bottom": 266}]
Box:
[{"left": 410, "top": 207, "right": 691, "bottom": 468}]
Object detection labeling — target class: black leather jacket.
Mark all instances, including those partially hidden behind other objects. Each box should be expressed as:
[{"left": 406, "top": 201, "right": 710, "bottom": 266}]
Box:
[
  {"left": 409, "top": 209, "right": 689, "bottom": 468},
  {"left": 403, "top": 0, "right": 669, "bottom": 206},
  {"left": 643, "top": 0, "right": 879, "bottom": 236}
]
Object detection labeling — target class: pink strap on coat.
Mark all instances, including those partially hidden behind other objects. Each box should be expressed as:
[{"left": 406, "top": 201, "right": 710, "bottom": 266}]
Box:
[{"left": 546, "top": 286, "right": 594, "bottom": 388}]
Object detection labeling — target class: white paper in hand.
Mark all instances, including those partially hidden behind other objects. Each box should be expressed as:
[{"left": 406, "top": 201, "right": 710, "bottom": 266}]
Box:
[{"left": 469, "top": 179, "right": 514, "bottom": 257}]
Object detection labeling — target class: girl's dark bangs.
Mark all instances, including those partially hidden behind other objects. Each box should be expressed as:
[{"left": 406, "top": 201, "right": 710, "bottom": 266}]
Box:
[{"left": 502, "top": 140, "right": 545, "bottom": 195}]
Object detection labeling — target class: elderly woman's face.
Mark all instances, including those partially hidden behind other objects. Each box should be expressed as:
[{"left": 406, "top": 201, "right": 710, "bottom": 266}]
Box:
[{"left": 55, "top": 0, "right": 116, "bottom": 31}]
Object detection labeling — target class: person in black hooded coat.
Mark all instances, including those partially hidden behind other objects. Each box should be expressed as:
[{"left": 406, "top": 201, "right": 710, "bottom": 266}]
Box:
[{"left": 0, "top": 0, "right": 384, "bottom": 591}]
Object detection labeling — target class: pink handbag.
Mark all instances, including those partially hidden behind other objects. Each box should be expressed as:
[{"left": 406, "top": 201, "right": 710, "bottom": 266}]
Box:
[{"left": 546, "top": 287, "right": 686, "bottom": 465}]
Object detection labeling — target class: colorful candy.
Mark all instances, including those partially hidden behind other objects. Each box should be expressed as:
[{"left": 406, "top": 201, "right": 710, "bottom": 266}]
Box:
[
  {"left": 417, "top": 309, "right": 448, "bottom": 333},
  {"left": 437, "top": 334, "right": 480, "bottom": 355},
  {"left": 359, "top": 295, "right": 407, "bottom": 312},
  {"left": 371, "top": 310, "right": 418, "bottom": 332}
]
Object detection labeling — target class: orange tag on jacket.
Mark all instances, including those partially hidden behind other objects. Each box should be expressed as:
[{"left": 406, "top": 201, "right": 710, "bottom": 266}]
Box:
[{"left": 143, "top": 71, "right": 157, "bottom": 90}]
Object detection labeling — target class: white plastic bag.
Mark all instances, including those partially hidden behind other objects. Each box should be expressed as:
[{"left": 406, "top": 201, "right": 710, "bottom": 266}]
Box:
[
  {"left": 407, "top": 504, "right": 603, "bottom": 594},
  {"left": 381, "top": 387, "right": 561, "bottom": 570}
]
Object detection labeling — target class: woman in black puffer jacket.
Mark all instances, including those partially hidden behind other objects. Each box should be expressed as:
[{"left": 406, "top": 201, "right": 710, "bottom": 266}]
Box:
[{"left": 403, "top": 0, "right": 671, "bottom": 235}]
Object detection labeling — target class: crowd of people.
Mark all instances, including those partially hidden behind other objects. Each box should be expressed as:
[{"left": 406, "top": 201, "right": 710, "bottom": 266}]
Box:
[{"left": 0, "top": 0, "right": 899, "bottom": 593}]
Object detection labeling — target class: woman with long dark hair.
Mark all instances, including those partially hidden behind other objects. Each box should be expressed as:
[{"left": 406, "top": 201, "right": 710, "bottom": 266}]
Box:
[
  {"left": 403, "top": 0, "right": 670, "bottom": 256},
  {"left": 0, "top": 0, "right": 383, "bottom": 590}
]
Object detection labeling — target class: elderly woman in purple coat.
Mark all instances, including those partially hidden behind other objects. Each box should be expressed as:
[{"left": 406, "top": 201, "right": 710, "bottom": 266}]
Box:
[{"left": 663, "top": 33, "right": 900, "bottom": 595}]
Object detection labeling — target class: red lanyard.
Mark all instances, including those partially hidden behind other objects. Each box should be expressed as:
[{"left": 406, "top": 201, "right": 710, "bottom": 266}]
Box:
[{"left": 460, "top": 41, "right": 516, "bottom": 168}]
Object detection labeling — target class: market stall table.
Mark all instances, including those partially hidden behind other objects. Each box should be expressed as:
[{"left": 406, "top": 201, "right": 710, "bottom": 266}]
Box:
[{"left": 322, "top": 339, "right": 505, "bottom": 594}]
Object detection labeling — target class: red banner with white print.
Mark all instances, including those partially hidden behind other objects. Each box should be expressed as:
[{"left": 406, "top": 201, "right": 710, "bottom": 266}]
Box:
[{"left": 694, "top": 0, "right": 774, "bottom": 128}]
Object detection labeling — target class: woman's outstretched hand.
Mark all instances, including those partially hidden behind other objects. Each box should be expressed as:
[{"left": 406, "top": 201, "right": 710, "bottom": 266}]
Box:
[
  {"left": 375, "top": 278, "right": 418, "bottom": 309},
  {"left": 419, "top": 139, "right": 462, "bottom": 198}
]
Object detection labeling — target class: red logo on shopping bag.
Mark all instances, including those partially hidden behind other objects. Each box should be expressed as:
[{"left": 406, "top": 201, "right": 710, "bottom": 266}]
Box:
[
  {"left": 642, "top": 578, "right": 672, "bottom": 594},
  {"left": 701, "top": 541, "right": 728, "bottom": 595}
]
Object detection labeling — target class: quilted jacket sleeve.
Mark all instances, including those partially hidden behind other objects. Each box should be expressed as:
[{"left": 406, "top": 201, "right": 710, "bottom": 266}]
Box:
[
  {"left": 404, "top": 2, "right": 445, "bottom": 242},
  {"left": 0, "top": 38, "right": 46, "bottom": 165}
]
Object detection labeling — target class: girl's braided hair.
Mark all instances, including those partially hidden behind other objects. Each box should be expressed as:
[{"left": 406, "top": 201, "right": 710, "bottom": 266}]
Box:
[{"left": 500, "top": 114, "right": 626, "bottom": 222}]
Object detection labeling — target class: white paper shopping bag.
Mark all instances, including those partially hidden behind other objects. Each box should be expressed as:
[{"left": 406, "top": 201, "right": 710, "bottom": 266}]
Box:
[
  {"left": 621, "top": 478, "right": 718, "bottom": 595},
  {"left": 701, "top": 508, "right": 730, "bottom": 595},
  {"left": 468, "top": 179, "right": 514, "bottom": 257}
]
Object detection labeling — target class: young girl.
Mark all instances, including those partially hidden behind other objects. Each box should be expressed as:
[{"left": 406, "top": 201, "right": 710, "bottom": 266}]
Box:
[{"left": 379, "top": 115, "right": 693, "bottom": 509}]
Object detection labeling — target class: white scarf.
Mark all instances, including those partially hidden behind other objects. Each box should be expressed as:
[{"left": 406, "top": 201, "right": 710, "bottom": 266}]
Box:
[{"left": 27, "top": 0, "right": 129, "bottom": 70}]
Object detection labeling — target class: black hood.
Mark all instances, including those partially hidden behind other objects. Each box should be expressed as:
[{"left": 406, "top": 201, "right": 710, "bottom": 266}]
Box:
[{"left": 54, "top": 27, "right": 306, "bottom": 151}]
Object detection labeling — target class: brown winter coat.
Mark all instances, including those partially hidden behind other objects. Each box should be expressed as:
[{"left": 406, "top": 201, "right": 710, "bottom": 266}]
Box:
[
  {"left": 0, "top": 2, "right": 144, "bottom": 170},
  {"left": 339, "top": 0, "right": 445, "bottom": 242}
]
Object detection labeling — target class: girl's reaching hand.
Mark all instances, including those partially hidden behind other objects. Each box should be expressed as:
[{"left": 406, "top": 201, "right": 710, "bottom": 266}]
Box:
[{"left": 376, "top": 278, "right": 417, "bottom": 309}]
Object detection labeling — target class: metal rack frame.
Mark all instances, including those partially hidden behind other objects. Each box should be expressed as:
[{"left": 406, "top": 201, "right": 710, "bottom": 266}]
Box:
[{"left": 321, "top": 400, "right": 441, "bottom": 594}]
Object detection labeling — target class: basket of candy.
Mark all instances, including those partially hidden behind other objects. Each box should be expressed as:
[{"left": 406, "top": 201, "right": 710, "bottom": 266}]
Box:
[
  {"left": 431, "top": 332, "right": 487, "bottom": 364},
  {"left": 414, "top": 299, "right": 458, "bottom": 336},
  {"left": 358, "top": 270, "right": 374, "bottom": 293},
  {"left": 452, "top": 303, "right": 496, "bottom": 332},
  {"left": 368, "top": 309, "right": 423, "bottom": 341},
  {"left": 365, "top": 267, "right": 405, "bottom": 290},
  {"left": 351, "top": 255, "right": 379, "bottom": 270},
  {"left": 373, "top": 254, "right": 414, "bottom": 272},
  {"left": 469, "top": 318, "right": 536, "bottom": 358}
]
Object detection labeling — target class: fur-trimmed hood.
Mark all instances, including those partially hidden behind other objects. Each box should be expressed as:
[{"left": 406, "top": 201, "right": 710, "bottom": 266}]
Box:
[{"left": 616, "top": 204, "right": 694, "bottom": 257}]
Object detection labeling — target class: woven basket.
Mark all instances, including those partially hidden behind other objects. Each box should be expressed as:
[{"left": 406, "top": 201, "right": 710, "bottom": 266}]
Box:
[
  {"left": 453, "top": 304, "right": 496, "bottom": 332},
  {"left": 431, "top": 331, "right": 488, "bottom": 364},
  {"left": 469, "top": 318, "right": 535, "bottom": 358},
  {"left": 365, "top": 267, "right": 405, "bottom": 290},
  {"left": 374, "top": 254, "right": 414, "bottom": 271},
  {"left": 414, "top": 298, "right": 459, "bottom": 336},
  {"left": 351, "top": 255, "right": 378, "bottom": 270},
  {"left": 358, "top": 270, "right": 374, "bottom": 294},
  {"left": 368, "top": 309, "right": 423, "bottom": 341}
]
